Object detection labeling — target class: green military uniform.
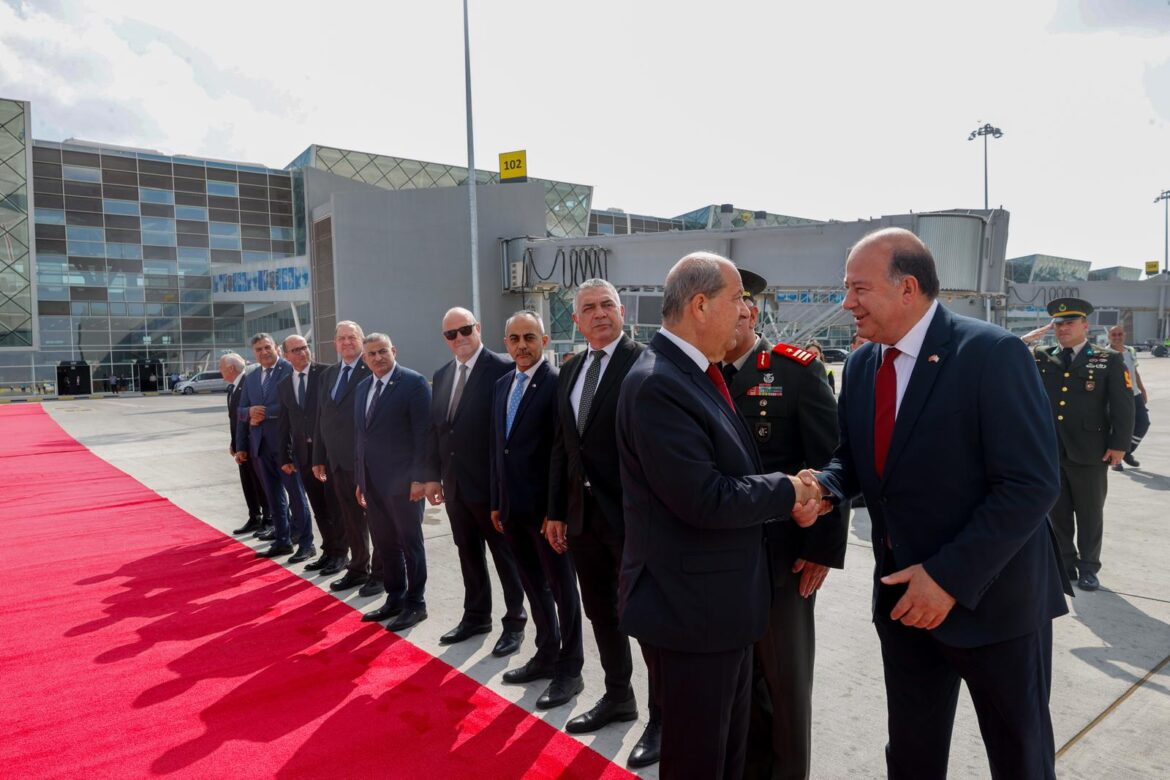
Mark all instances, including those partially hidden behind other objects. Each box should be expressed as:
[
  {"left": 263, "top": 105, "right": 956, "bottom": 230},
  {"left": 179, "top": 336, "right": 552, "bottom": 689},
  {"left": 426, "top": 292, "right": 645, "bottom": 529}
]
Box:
[
  {"left": 1034, "top": 338, "right": 1134, "bottom": 581},
  {"left": 732, "top": 337, "right": 845, "bottom": 780}
]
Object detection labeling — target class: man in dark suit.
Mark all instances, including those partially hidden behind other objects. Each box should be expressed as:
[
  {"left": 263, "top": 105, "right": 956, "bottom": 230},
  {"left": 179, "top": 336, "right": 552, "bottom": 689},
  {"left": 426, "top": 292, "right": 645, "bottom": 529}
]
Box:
[
  {"left": 352, "top": 333, "right": 432, "bottom": 632},
  {"left": 235, "top": 333, "right": 313, "bottom": 560},
  {"left": 220, "top": 352, "right": 271, "bottom": 536},
  {"left": 1034, "top": 298, "right": 1134, "bottom": 592},
  {"left": 802, "top": 228, "right": 1068, "bottom": 779},
  {"left": 422, "top": 307, "right": 527, "bottom": 657},
  {"left": 544, "top": 278, "right": 659, "bottom": 768},
  {"left": 489, "top": 311, "right": 584, "bottom": 709},
  {"left": 617, "top": 253, "right": 819, "bottom": 779},
  {"left": 312, "top": 320, "right": 381, "bottom": 590},
  {"left": 276, "top": 335, "right": 345, "bottom": 568},
  {"left": 723, "top": 270, "right": 845, "bottom": 780}
]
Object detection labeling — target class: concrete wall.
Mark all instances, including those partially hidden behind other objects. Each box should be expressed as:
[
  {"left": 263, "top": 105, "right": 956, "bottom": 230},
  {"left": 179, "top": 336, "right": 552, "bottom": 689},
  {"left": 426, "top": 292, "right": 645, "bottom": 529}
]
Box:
[{"left": 329, "top": 181, "right": 547, "bottom": 378}]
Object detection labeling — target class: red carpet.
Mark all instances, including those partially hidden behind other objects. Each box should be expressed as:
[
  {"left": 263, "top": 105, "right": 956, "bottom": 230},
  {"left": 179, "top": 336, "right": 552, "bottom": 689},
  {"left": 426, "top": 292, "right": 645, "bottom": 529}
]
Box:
[{"left": 0, "top": 405, "right": 629, "bottom": 779}]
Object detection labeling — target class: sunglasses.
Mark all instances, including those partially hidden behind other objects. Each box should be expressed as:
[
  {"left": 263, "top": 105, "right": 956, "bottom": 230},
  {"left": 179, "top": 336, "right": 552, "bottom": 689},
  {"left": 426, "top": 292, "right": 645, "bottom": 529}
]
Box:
[{"left": 443, "top": 324, "right": 477, "bottom": 341}]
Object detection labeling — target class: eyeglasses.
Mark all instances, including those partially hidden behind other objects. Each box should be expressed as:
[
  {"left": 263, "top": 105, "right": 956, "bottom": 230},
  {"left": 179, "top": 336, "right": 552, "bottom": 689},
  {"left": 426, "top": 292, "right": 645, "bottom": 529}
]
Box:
[
  {"left": 287, "top": 346, "right": 310, "bottom": 354},
  {"left": 443, "top": 324, "right": 477, "bottom": 341}
]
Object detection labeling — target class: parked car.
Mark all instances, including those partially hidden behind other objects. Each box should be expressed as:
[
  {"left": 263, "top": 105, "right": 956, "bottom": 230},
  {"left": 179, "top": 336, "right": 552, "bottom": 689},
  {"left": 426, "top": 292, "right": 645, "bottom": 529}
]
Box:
[
  {"left": 173, "top": 370, "right": 231, "bottom": 395},
  {"left": 821, "top": 348, "right": 850, "bottom": 363}
]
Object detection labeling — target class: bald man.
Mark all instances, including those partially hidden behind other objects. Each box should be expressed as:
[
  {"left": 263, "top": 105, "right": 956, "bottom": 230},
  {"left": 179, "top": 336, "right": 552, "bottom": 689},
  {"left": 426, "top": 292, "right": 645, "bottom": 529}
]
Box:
[{"left": 799, "top": 228, "right": 1068, "bottom": 779}]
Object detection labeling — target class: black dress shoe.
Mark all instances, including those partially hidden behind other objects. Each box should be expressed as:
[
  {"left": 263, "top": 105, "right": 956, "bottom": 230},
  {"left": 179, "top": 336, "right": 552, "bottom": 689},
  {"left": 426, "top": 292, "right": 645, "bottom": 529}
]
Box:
[
  {"left": 256, "top": 543, "right": 294, "bottom": 558},
  {"left": 386, "top": 607, "right": 428, "bottom": 632},
  {"left": 439, "top": 621, "right": 493, "bottom": 645},
  {"left": 1077, "top": 570, "right": 1100, "bottom": 591},
  {"left": 233, "top": 518, "right": 263, "bottom": 535},
  {"left": 255, "top": 528, "right": 276, "bottom": 541},
  {"left": 566, "top": 694, "right": 638, "bottom": 734},
  {"left": 502, "top": 657, "right": 555, "bottom": 684},
  {"left": 537, "top": 675, "right": 584, "bottom": 710},
  {"left": 362, "top": 599, "right": 404, "bottom": 622},
  {"left": 320, "top": 556, "right": 349, "bottom": 576},
  {"left": 491, "top": 629, "right": 524, "bottom": 657},
  {"left": 289, "top": 545, "right": 317, "bottom": 564},
  {"left": 357, "top": 579, "right": 385, "bottom": 598},
  {"left": 628, "top": 719, "right": 662, "bottom": 768},
  {"left": 1124, "top": 453, "right": 1140, "bottom": 467},
  {"left": 329, "top": 573, "right": 368, "bottom": 591},
  {"left": 304, "top": 553, "right": 330, "bottom": 571}
]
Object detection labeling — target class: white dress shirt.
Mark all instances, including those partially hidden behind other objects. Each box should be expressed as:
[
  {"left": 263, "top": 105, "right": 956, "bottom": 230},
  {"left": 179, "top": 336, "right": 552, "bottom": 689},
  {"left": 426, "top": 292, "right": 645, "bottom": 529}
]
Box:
[
  {"left": 569, "top": 335, "right": 623, "bottom": 420},
  {"left": 658, "top": 327, "right": 709, "bottom": 372},
  {"left": 883, "top": 299, "right": 938, "bottom": 416},
  {"left": 447, "top": 344, "right": 484, "bottom": 419},
  {"left": 507, "top": 358, "right": 545, "bottom": 401}
]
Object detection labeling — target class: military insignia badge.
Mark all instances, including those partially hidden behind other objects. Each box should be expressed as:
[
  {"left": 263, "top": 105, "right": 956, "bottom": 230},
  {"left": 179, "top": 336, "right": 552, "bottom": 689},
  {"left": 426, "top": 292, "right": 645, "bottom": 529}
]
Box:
[
  {"left": 1085, "top": 381, "right": 1095, "bottom": 392},
  {"left": 1124, "top": 370, "right": 1133, "bottom": 390},
  {"left": 755, "top": 421, "right": 772, "bottom": 442},
  {"left": 763, "top": 372, "right": 774, "bottom": 384},
  {"left": 746, "top": 385, "right": 784, "bottom": 397}
]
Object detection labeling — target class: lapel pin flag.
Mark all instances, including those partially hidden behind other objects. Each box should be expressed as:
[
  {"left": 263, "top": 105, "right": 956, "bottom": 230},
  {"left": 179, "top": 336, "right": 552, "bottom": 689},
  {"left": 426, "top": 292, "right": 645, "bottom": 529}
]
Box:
[{"left": 928, "top": 354, "right": 940, "bottom": 363}]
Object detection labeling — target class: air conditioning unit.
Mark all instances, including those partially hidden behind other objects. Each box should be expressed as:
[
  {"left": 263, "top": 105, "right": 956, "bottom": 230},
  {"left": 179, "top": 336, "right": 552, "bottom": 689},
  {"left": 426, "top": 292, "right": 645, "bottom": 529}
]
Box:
[{"left": 509, "top": 261, "right": 525, "bottom": 290}]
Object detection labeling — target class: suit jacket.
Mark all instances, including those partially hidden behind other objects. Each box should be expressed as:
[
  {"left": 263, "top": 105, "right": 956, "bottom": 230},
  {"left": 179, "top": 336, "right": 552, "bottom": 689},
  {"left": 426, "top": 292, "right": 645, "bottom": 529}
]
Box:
[
  {"left": 490, "top": 361, "right": 559, "bottom": 526},
  {"left": 276, "top": 362, "right": 327, "bottom": 467},
  {"left": 548, "top": 335, "right": 644, "bottom": 536},
  {"left": 423, "top": 348, "right": 513, "bottom": 504},
  {"left": 818, "top": 305, "right": 1068, "bottom": 649},
  {"left": 616, "top": 332, "right": 799, "bottom": 654},
  {"left": 312, "top": 359, "right": 371, "bottom": 474},
  {"left": 1034, "top": 344, "right": 1135, "bottom": 466},
  {"left": 728, "top": 337, "right": 847, "bottom": 572},
  {"left": 227, "top": 378, "right": 245, "bottom": 454},
  {"left": 236, "top": 359, "right": 293, "bottom": 459},
  {"left": 353, "top": 365, "right": 432, "bottom": 499}
]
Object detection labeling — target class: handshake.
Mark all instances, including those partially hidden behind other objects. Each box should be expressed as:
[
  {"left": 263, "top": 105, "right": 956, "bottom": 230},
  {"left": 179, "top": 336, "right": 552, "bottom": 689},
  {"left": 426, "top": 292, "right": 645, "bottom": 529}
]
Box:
[{"left": 786, "top": 469, "right": 834, "bottom": 528}]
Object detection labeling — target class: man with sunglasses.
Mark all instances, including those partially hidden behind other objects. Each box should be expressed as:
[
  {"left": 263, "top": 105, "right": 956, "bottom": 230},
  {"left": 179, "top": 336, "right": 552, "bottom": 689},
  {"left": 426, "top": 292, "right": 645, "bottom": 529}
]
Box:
[{"left": 423, "top": 308, "right": 528, "bottom": 657}]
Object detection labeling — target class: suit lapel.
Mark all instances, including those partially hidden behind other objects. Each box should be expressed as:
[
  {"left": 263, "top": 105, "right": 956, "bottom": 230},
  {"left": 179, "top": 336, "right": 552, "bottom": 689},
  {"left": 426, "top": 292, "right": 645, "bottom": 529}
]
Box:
[
  {"left": 367, "top": 371, "right": 400, "bottom": 427},
  {"left": 506, "top": 362, "right": 548, "bottom": 441},
  {"left": 580, "top": 337, "right": 634, "bottom": 436},
  {"left": 882, "top": 307, "right": 952, "bottom": 482}
]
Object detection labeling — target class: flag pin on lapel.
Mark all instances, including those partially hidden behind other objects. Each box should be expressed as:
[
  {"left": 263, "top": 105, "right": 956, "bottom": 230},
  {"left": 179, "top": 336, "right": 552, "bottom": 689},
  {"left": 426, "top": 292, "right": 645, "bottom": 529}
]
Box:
[{"left": 928, "top": 354, "right": 940, "bottom": 363}]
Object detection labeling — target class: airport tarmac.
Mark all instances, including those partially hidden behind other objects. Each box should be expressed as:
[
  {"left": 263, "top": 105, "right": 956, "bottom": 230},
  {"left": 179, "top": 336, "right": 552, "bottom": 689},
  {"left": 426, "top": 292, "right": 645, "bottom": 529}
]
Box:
[{"left": 40, "top": 356, "right": 1170, "bottom": 779}]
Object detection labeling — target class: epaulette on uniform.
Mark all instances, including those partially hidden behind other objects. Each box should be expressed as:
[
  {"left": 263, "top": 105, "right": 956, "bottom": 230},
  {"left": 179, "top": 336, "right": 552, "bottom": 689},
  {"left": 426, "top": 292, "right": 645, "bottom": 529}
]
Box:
[{"left": 772, "top": 342, "right": 816, "bottom": 367}]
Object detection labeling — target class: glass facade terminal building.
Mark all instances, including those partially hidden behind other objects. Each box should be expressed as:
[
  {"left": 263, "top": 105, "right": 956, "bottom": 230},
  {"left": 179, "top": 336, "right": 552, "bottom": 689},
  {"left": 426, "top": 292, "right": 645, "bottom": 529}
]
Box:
[{"left": 0, "top": 97, "right": 599, "bottom": 393}]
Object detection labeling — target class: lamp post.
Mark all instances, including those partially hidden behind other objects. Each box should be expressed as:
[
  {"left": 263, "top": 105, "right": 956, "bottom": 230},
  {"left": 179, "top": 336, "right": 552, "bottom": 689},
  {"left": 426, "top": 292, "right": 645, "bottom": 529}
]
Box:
[
  {"left": 1156, "top": 190, "right": 1170, "bottom": 274},
  {"left": 968, "top": 122, "right": 1004, "bottom": 210},
  {"left": 462, "top": 0, "right": 481, "bottom": 317}
]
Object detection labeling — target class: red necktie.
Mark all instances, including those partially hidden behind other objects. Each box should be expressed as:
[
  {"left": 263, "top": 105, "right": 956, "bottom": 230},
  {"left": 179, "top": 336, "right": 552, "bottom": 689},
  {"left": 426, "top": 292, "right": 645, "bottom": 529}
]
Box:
[
  {"left": 706, "top": 363, "right": 736, "bottom": 413},
  {"left": 873, "top": 347, "right": 901, "bottom": 477}
]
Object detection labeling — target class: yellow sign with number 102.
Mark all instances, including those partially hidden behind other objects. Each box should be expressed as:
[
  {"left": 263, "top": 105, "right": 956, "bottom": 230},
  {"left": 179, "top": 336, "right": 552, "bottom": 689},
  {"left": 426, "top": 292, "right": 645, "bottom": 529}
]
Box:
[{"left": 499, "top": 150, "right": 527, "bottom": 183}]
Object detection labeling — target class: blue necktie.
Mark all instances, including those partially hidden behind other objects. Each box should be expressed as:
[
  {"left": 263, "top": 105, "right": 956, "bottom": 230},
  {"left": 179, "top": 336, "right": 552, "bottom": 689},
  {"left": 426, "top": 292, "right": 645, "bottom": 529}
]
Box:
[
  {"left": 505, "top": 373, "right": 528, "bottom": 437},
  {"left": 260, "top": 367, "right": 272, "bottom": 395},
  {"left": 333, "top": 364, "right": 351, "bottom": 402}
]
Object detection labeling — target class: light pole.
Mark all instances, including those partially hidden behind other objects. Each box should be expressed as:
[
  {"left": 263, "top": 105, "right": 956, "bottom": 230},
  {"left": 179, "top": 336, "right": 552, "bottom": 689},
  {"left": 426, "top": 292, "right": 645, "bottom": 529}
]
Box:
[
  {"left": 1156, "top": 190, "right": 1170, "bottom": 274},
  {"left": 462, "top": 0, "right": 481, "bottom": 317},
  {"left": 968, "top": 122, "right": 1004, "bottom": 210}
]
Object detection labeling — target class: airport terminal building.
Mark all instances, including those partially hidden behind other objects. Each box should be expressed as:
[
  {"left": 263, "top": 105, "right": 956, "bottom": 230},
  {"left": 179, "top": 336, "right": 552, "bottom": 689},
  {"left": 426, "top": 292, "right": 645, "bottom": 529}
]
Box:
[{"left": 0, "top": 96, "right": 1163, "bottom": 394}]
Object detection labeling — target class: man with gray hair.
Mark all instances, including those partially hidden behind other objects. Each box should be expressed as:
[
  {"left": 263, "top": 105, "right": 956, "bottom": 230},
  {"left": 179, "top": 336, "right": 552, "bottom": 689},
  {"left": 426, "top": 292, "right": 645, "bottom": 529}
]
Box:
[
  {"left": 617, "top": 252, "right": 821, "bottom": 777},
  {"left": 545, "top": 279, "right": 659, "bottom": 768},
  {"left": 220, "top": 352, "right": 270, "bottom": 537}
]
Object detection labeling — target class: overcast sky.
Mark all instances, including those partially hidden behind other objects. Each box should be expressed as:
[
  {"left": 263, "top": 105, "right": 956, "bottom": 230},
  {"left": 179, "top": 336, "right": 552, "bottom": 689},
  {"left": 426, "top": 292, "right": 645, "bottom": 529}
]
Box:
[{"left": 2, "top": 0, "right": 1168, "bottom": 270}]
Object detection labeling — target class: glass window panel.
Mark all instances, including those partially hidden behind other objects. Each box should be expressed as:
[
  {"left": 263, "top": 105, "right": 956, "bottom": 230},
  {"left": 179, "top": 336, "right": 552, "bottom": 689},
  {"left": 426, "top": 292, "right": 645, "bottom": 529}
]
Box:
[
  {"left": 210, "top": 235, "right": 241, "bottom": 250},
  {"left": 269, "top": 226, "right": 294, "bottom": 241},
  {"left": 140, "top": 188, "right": 174, "bottom": 205},
  {"left": 68, "top": 241, "right": 106, "bottom": 257},
  {"left": 66, "top": 226, "right": 105, "bottom": 242},
  {"left": 107, "top": 243, "right": 142, "bottom": 260},
  {"left": 35, "top": 208, "right": 66, "bottom": 225},
  {"left": 209, "top": 222, "right": 240, "bottom": 237},
  {"left": 175, "top": 206, "right": 208, "bottom": 221},
  {"left": 206, "top": 181, "right": 239, "bottom": 197},
  {"left": 62, "top": 164, "right": 102, "bottom": 182},
  {"left": 178, "top": 247, "right": 210, "bottom": 261},
  {"left": 141, "top": 216, "right": 176, "bottom": 232},
  {"left": 142, "top": 231, "right": 177, "bottom": 247},
  {"left": 143, "top": 260, "right": 177, "bottom": 275},
  {"left": 104, "top": 199, "right": 140, "bottom": 216},
  {"left": 242, "top": 251, "right": 271, "bottom": 263}
]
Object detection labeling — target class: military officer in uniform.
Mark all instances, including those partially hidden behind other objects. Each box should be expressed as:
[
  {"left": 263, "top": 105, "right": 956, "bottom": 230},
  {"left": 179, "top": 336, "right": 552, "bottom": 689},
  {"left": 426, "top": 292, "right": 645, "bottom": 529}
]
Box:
[
  {"left": 1033, "top": 298, "right": 1134, "bottom": 592},
  {"left": 723, "top": 269, "right": 846, "bottom": 780}
]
